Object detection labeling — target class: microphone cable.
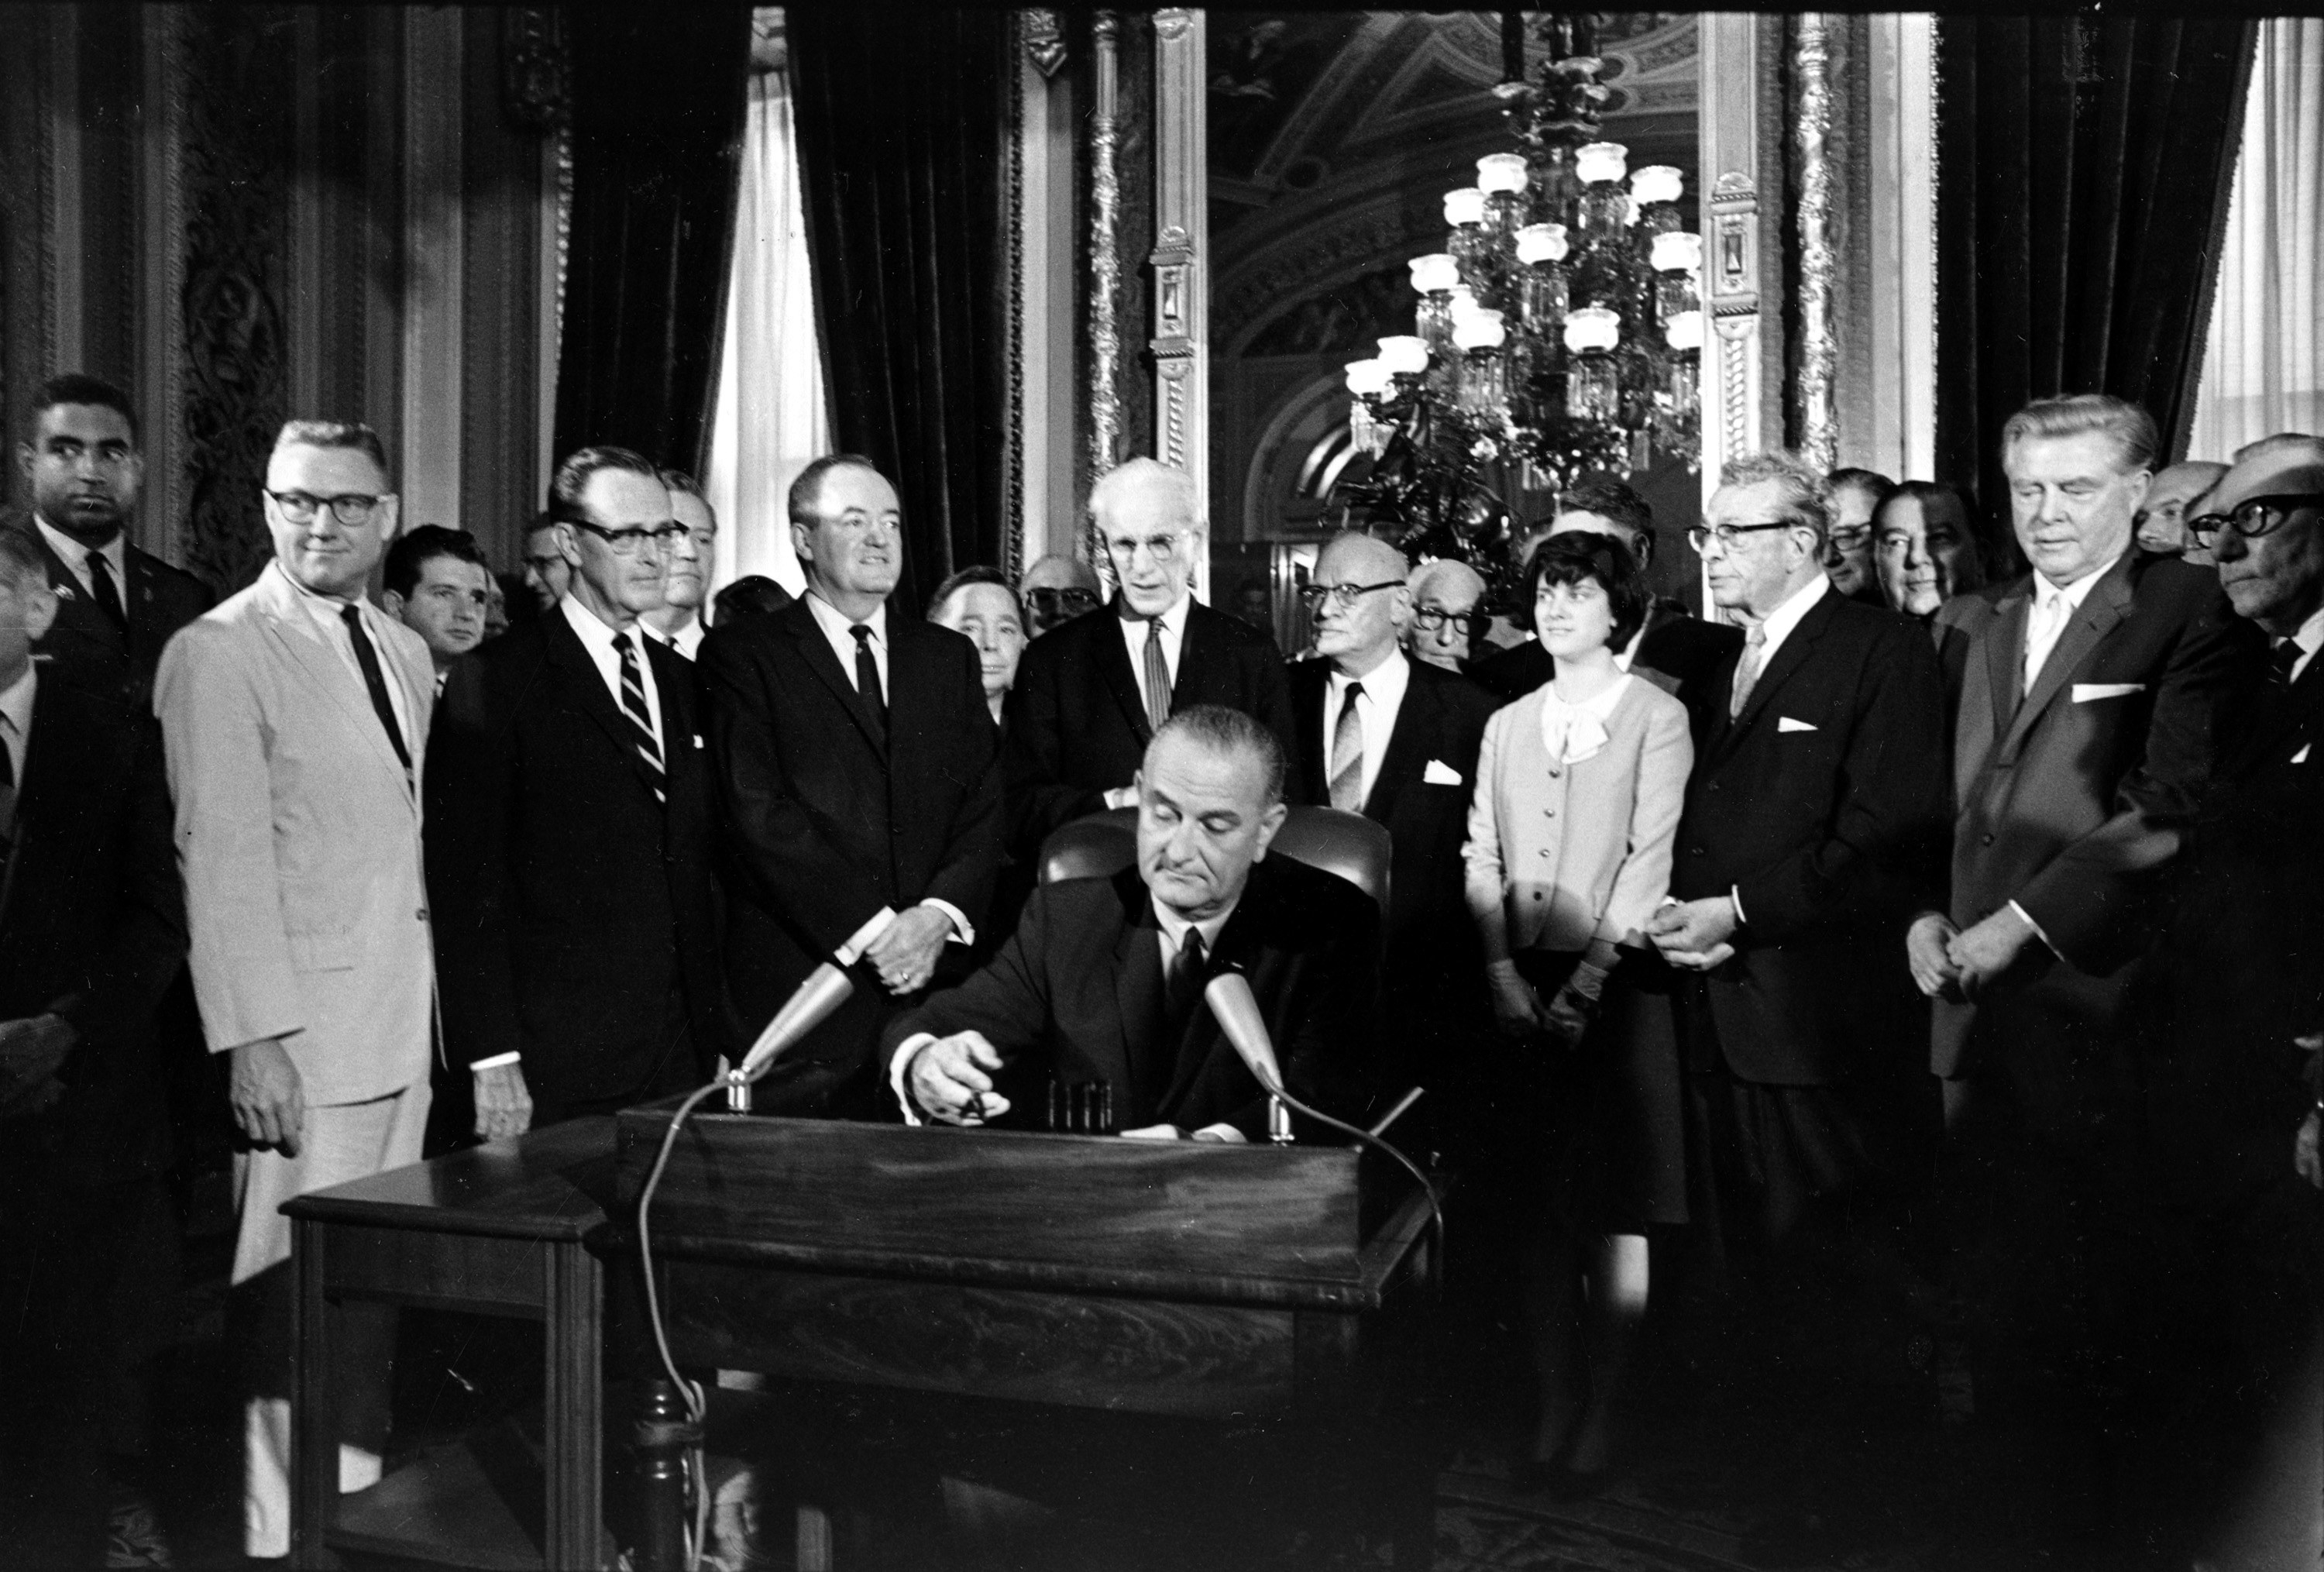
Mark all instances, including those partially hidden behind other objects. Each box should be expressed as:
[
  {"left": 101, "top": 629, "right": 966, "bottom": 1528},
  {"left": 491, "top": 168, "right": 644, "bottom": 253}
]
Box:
[
  {"left": 634, "top": 1078, "right": 725, "bottom": 1572},
  {"left": 1264, "top": 1083, "right": 1446, "bottom": 1294}
]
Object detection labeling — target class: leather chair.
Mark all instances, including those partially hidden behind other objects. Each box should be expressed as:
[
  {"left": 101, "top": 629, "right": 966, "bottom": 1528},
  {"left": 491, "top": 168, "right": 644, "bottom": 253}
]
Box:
[{"left": 1038, "top": 806, "right": 1392, "bottom": 923}]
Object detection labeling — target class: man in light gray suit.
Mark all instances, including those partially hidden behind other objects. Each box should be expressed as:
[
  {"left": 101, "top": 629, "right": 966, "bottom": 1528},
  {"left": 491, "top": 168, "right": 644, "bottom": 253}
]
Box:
[{"left": 153, "top": 420, "right": 435, "bottom": 1560}]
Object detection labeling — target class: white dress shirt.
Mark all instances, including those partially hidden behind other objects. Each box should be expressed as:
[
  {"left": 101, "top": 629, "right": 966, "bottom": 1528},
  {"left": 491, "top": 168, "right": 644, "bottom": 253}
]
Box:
[
  {"left": 1117, "top": 591, "right": 1191, "bottom": 718},
  {"left": 1745, "top": 570, "right": 1831, "bottom": 671},
  {"left": 280, "top": 567, "right": 414, "bottom": 746},
  {"left": 33, "top": 514, "right": 126, "bottom": 603},
  {"left": 559, "top": 594, "right": 665, "bottom": 758},
  {"left": 1323, "top": 648, "right": 1410, "bottom": 810},
  {"left": 0, "top": 663, "right": 35, "bottom": 786},
  {"left": 2023, "top": 555, "right": 2121, "bottom": 693},
  {"left": 643, "top": 614, "right": 706, "bottom": 662},
  {"left": 2283, "top": 606, "right": 2324, "bottom": 686}
]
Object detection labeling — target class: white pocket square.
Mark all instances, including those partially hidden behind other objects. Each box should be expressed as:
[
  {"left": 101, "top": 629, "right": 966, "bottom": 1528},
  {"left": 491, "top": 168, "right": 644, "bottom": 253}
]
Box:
[
  {"left": 1422, "top": 758, "right": 1463, "bottom": 786},
  {"left": 693, "top": 734, "right": 705, "bottom": 748},
  {"left": 2072, "top": 683, "right": 2146, "bottom": 702},
  {"left": 2295, "top": 743, "right": 2313, "bottom": 765},
  {"left": 1778, "top": 717, "right": 1817, "bottom": 733}
]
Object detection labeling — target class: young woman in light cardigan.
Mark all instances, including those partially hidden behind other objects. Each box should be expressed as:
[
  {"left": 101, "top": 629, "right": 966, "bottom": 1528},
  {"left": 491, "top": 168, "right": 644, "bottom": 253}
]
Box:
[{"left": 1463, "top": 531, "right": 1693, "bottom": 1488}]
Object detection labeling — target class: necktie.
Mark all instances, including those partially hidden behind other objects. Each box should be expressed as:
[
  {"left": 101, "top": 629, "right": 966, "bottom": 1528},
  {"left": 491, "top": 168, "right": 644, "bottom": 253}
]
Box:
[
  {"left": 1329, "top": 681, "right": 1367, "bottom": 812},
  {"left": 2268, "top": 639, "right": 2302, "bottom": 688},
  {"left": 851, "top": 624, "right": 889, "bottom": 738},
  {"left": 612, "top": 633, "right": 666, "bottom": 803},
  {"left": 340, "top": 604, "right": 411, "bottom": 777},
  {"left": 1141, "top": 618, "right": 1173, "bottom": 737},
  {"left": 2024, "top": 590, "right": 2068, "bottom": 694},
  {"left": 85, "top": 550, "right": 128, "bottom": 634},
  {"left": 1164, "top": 929, "right": 1206, "bottom": 1037},
  {"left": 1728, "top": 624, "right": 1768, "bottom": 720}
]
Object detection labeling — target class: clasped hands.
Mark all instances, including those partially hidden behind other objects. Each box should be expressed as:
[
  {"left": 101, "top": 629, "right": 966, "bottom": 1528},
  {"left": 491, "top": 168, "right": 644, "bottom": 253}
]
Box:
[
  {"left": 866, "top": 905, "right": 954, "bottom": 997},
  {"left": 0, "top": 1013, "right": 77, "bottom": 1119},
  {"left": 1487, "top": 958, "right": 1605, "bottom": 1048},
  {"left": 1906, "top": 906, "right": 2036, "bottom": 1003},
  {"left": 1645, "top": 897, "right": 1738, "bottom": 972}
]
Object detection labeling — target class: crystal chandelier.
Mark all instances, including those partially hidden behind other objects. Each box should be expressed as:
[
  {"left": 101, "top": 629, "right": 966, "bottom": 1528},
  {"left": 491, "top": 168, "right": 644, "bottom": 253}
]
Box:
[{"left": 1339, "top": 18, "right": 1703, "bottom": 593}]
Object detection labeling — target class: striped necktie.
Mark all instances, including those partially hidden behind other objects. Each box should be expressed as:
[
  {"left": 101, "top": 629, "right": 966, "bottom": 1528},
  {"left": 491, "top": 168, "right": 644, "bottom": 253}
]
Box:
[
  {"left": 1328, "top": 681, "right": 1366, "bottom": 812},
  {"left": 613, "top": 632, "right": 665, "bottom": 804},
  {"left": 1141, "top": 617, "right": 1172, "bottom": 737}
]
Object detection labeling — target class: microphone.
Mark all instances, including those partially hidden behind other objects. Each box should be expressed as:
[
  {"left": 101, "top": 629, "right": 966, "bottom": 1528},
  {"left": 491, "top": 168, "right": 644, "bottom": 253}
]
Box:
[
  {"left": 731, "top": 963, "right": 856, "bottom": 1085},
  {"left": 1204, "top": 973, "right": 1294, "bottom": 1145}
]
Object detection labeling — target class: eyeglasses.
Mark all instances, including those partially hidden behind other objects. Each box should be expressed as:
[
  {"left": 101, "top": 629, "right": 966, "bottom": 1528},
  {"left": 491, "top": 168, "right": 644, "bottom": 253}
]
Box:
[
  {"left": 1411, "top": 605, "right": 1480, "bottom": 632},
  {"left": 568, "top": 520, "right": 689, "bottom": 557},
  {"left": 1297, "top": 580, "right": 1404, "bottom": 612},
  {"left": 1025, "top": 586, "right": 1100, "bottom": 614},
  {"left": 266, "top": 490, "right": 382, "bottom": 525},
  {"left": 1686, "top": 520, "right": 1800, "bottom": 552},
  {"left": 1827, "top": 525, "right": 1872, "bottom": 552},
  {"left": 2185, "top": 494, "right": 2324, "bottom": 546}
]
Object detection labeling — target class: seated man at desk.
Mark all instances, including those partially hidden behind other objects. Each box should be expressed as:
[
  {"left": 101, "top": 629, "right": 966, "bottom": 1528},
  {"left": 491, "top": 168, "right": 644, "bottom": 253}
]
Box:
[{"left": 885, "top": 704, "right": 1381, "bottom": 1140}]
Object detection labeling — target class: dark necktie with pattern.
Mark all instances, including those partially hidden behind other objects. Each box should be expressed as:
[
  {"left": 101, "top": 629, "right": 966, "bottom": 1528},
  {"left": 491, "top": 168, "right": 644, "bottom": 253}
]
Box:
[
  {"left": 1328, "top": 681, "right": 1367, "bottom": 812},
  {"left": 612, "top": 632, "right": 666, "bottom": 804},
  {"left": 1164, "top": 928, "right": 1207, "bottom": 1041},
  {"left": 851, "top": 624, "right": 889, "bottom": 738},
  {"left": 339, "top": 604, "right": 411, "bottom": 777},
  {"left": 2268, "top": 639, "right": 2302, "bottom": 688},
  {"left": 1141, "top": 618, "right": 1172, "bottom": 737},
  {"left": 86, "top": 550, "right": 128, "bottom": 634}
]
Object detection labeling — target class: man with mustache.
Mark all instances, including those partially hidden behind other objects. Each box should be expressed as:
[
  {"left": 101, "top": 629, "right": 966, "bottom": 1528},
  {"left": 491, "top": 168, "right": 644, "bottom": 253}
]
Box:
[
  {"left": 5, "top": 373, "right": 211, "bottom": 707},
  {"left": 700, "top": 456, "right": 1000, "bottom": 1116}
]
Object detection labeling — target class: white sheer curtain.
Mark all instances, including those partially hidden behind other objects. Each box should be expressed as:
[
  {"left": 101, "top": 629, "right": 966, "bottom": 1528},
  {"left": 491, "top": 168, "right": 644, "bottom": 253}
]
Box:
[
  {"left": 705, "top": 65, "right": 829, "bottom": 603},
  {"left": 2189, "top": 19, "right": 2324, "bottom": 457}
]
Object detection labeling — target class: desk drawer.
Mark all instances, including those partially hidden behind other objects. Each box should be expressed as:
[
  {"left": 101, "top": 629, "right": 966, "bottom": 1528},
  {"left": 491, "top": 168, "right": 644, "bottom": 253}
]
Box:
[{"left": 320, "top": 1223, "right": 550, "bottom": 1318}]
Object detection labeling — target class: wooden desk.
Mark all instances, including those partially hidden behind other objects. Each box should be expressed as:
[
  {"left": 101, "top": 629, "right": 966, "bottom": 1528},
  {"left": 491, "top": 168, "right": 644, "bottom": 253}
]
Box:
[
  {"left": 281, "top": 1118, "right": 617, "bottom": 1571},
  {"left": 613, "top": 1106, "right": 1439, "bottom": 1570}
]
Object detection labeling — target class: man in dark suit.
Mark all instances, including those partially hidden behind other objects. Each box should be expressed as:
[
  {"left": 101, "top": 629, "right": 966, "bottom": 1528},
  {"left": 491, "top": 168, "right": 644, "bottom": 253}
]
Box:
[
  {"left": 1004, "top": 458, "right": 1301, "bottom": 857},
  {"left": 1645, "top": 453, "right": 1947, "bottom": 1268},
  {"left": 5, "top": 373, "right": 212, "bottom": 707},
  {"left": 1470, "top": 477, "right": 1740, "bottom": 703},
  {"left": 1911, "top": 397, "right": 2257, "bottom": 1425},
  {"left": 426, "top": 448, "right": 724, "bottom": 1139},
  {"left": 700, "top": 455, "right": 1000, "bottom": 1117},
  {"left": 0, "top": 527, "right": 185, "bottom": 1567},
  {"left": 2122, "top": 442, "right": 2324, "bottom": 1555},
  {"left": 889, "top": 705, "right": 1379, "bottom": 1140},
  {"left": 1286, "top": 532, "right": 1494, "bottom": 1144}
]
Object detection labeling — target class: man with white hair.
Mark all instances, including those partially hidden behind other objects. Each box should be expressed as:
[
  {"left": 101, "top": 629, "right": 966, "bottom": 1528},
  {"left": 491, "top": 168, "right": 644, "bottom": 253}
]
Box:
[
  {"left": 1404, "top": 557, "right": 1487, "bottom": 672},
  {"left": 1003, "top": 458, "right": 1301, "bottom": 856}
]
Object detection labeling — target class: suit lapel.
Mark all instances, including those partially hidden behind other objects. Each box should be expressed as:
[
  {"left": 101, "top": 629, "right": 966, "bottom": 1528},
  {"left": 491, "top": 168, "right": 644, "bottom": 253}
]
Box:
[
  {"left": 1999, "top": 557, "right": 2135, "bottom": 762},
  {"left": 543, "top": 611, "right": 665, "bottom": 803},
  {"left": 1287, "top": 661, "right": 1329, "bottom": 805},
  {"left": 1712, "top": 592, "right": 1833, "bottom": 761},
  {"left": 256, "top": 572, "right": 411, "bottom": 792},
  {"left": 1974, "top": 589, "right": 2028, "bottom": 772},
  {"left": 1095, "top": 609, "right": 1155, "bottom": 745},
  {"left": 782, "top": 604, "right": 889, "bottom": 758},
  {"left": 1110, "top": 873, "right": 1164, "bottom": 1112},
  {"left": 0, "top": 683, "right": 88, "bottom": 930},
  {"left": 1364, "top": 672, "right": 1433, "bottom": 824},
  {"left": 1171, "top": 603, "right": 1212, "bottom": 711}
]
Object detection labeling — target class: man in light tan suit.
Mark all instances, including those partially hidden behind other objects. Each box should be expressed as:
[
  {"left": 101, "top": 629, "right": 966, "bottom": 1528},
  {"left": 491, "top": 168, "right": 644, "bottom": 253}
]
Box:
[{"left": 153, "top": 420, "right": 435, "bottom": 1560}]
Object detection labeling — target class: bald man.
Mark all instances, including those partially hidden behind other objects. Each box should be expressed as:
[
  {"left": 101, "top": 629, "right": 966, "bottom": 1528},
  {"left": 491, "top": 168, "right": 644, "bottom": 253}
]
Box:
[
  {"left": 1017, "top": 554, "right": 1103, "bottom": 638},
  {"left": 1287, "top": 533, "right": 1497, "bottom": 1147},
  {"left": 1405, "top": 558, "right": 1487, "bottom": 672},
  {"left": 2135, "top": 460, "right": 2229, "bottom": 559}
]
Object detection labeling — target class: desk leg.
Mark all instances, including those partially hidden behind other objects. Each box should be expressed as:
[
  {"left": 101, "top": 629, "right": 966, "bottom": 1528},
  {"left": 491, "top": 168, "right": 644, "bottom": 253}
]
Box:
[
  {"left": 288, "top": 1219, "right": 339, "bottom": 1570},
  {"left": 632, "top": 1378, "right": 693, "bottom": 1572},
  {"left": 545, "top": 1241, "right": 608, "bottom": 1569}
]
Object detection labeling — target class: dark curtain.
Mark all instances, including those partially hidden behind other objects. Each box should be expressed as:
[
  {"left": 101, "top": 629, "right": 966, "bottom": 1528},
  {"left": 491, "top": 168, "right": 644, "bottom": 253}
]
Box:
[
  {"left": 788, "top": 8, "right": 1011, "bottom": 616},
  {"left": 552, "top": 1, "right": 751, "bottom": 475},
  {"left": 1934, "top": 15, "right": 2255, "bottom": 516}
]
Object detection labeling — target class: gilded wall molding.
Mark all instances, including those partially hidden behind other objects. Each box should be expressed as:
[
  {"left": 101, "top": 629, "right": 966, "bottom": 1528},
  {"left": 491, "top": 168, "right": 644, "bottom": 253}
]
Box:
[
  {"left": 1023, "top": 9, "right": 1067, "bottom": 79},
  {"left": 138, "top": 4, "right": 193, "bottom": 562},
  {"left": 1088, "top": 12, "right": 1122, "bottom": 478},
  {"left": 1700, "top": 11, "right": 1769, "bottom": 503},
  {"left": 1001, "top": 12, "right": 1029, "bottom": 578},
  {"left": 1148, "top": 6, "right": 1207, "bottom": 520},
  {"left": 1793, "top": 14, "right": 1839, "bottom": 473}
]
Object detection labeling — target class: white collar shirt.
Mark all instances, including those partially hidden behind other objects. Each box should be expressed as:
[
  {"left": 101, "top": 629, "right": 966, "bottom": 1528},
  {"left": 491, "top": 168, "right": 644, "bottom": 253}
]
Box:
[
  {"left": 1117, "top": 591, "right": 1192, "bottom": 717},
  {"left": 280, "top": 565, "right": 413, "bottom": 745},
  {"left": 0, "top": 662, "right": 35, "bottom": 786},
  {"left": 1746, "top": 571, "right": 1831, "bottom": 668},
  {"left": 1151, "top": 892, "right": 1238, "bottom": 975},
  {"left": 805, "top": 590, "right": 889, "bottom": 702},
  {"left": 2283, "top": 606, "right": 2324, "bottom": 686},
  {"left": 1323, "top": 648, "right": 1410, "bottom": 809},
  {"left": 2025, "top": 554, "right": 2123, "bottom": 692},
  {"left": 644, "top": 614, "right": 705, "bottom": 662},
  {"left": 559, "top": 593, "right": 664, "bottom": 756},
  {"left": 34, "top": 514, "right": 127, "bottom": 604}
]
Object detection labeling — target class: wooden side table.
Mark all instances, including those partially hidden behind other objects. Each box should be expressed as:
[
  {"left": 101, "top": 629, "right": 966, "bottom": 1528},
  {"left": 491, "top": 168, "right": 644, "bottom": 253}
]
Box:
[{"left": 281, "top": 1118, "right": 617, "bottom": 1571}]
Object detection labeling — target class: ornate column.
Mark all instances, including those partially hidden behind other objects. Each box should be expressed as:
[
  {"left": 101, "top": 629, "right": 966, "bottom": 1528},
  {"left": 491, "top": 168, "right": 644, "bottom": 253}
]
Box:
[
  {"left": 1087, "top": 12, "right": 1122, "bottom": 476},
  {"left": 1699, "top": 12, "right": 1772, "bottom": 495},
  {"left": 1147, "top": 9, "right": 1207, "bottom": 495},
  {"left": 1864, "top": 13, "right": 1937, "bottom": 480},
  {"left": 1014, "top": 10, "right": 1076, "bottom": 569},
  {"left": 1792, "top": 14, "right": 1839, "bottom": 474}
]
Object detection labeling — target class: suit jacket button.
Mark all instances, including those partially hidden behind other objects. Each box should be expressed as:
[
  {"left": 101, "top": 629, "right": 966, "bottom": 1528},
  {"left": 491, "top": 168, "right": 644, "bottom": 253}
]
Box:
[
  {"left": 417, "top": 908, "right": 429, "bottom": 920},
  {"left": 1690, "top": 846, "right": 1704, "bottom": 855},
  {"left": 1979, "top": 833, "right": 1994, "bottom": 847},
  {"left": 1709, "top": 783, "right": 1721, "bottom": 793}
]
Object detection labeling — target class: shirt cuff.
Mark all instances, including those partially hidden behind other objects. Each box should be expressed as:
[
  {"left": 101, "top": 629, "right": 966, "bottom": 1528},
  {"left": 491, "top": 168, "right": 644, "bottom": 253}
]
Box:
[
  {"left": 920, "top": 899, "right": 975, "bottom": 948},
  {"left": 889, "top": 1033, "right": 937, "bottom": 1125},
  {"left": 1194, "top": 1122, "right": 1248, "bottom": 1144},
  {"left": 469, "top": 1051, "right": 521, "bottom": 1072},
  {"left": 2006, "top": 900, "right": 2057, "bottom": 955},
  {"left": 1728, "top": 885, "right": 1748, "bottom": 928},
  {"left": 837, "top": 906, "right": 898, "bottom": 966}
]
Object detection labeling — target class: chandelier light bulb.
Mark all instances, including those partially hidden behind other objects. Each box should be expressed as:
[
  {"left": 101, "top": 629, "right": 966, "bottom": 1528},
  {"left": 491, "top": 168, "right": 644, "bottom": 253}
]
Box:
[
  {"left": 1344, "top": 358, "right": 1392, "bottom": 396},
  {"left": 1630, "top": 165, "right": 1683, "bottom": 207},
  {"left": 1651, "top": 232, "right": 1703, "bottom": 274},
  {"left": 1448, "top": 285, "right": 1483, "bottom": 319},
  {"left": 1475, "top": 153, "right": 1530, "bottom": 195},
  {"left": 1574, "top": 142, "right": 1629, "bottom": 186},
  {"left": 1443, "top": 187, "right": 1488, "bottom": 227},
  {"left": 1408, "top": 253, "right": 1461, "bottom": 294},
  {"left": 1663, "top": 310, "right": 1705, "bottom": 352},
  {"left": 1514, "top": 223, "right": 1569, "bottom": 265},
  {"left": 1452, "top": 310, "right": 1508, "bottom": 351},
  {"left": 1376, "top": 335, "right": 1432, "bottom": 377},
  {"left": 1563, "top": 305, "right": 1621, "bottom": 355}
]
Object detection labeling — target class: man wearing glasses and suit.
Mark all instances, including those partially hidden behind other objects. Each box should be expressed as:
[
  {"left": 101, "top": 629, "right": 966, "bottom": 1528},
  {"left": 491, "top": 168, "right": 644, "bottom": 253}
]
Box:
[
  {"left": 1004, "top": 458, "right": 1302, "bottom": 858},
  {"left": 154, "top": 421, "right": 436, "bottom": 1560},
  {"left": 425, "top": 447, "right": 725, "bottom": 1143}
]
